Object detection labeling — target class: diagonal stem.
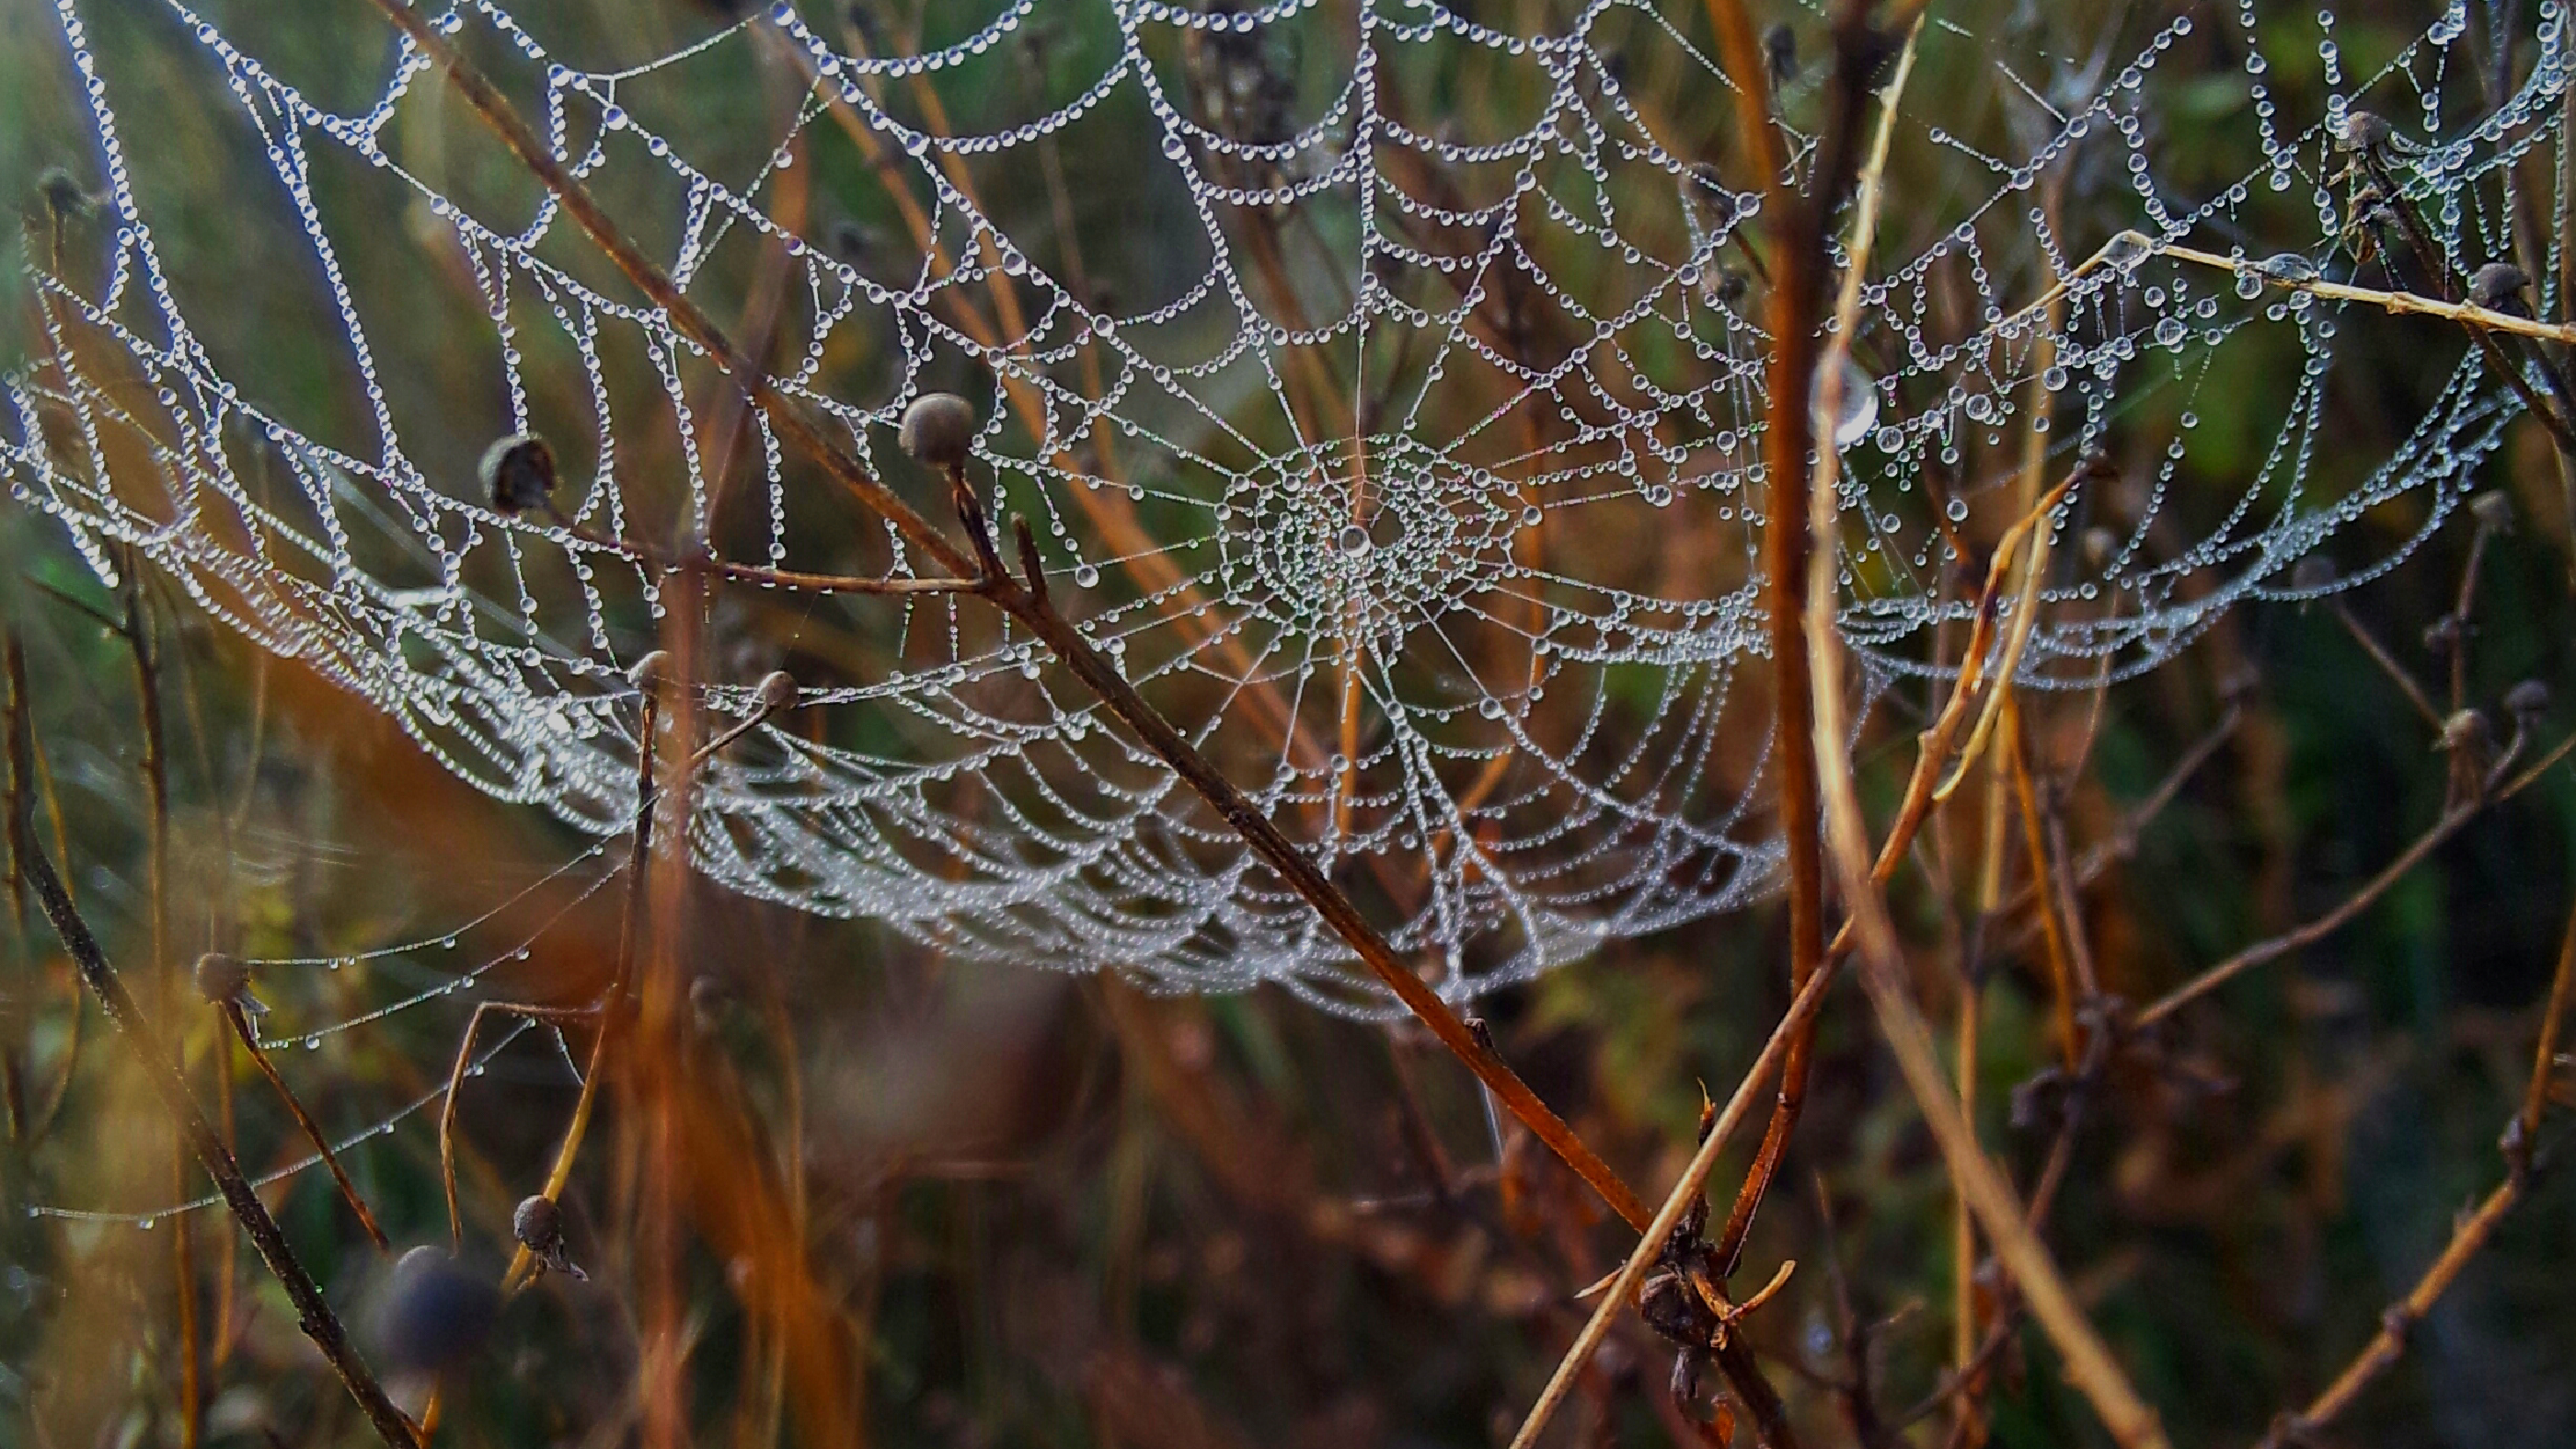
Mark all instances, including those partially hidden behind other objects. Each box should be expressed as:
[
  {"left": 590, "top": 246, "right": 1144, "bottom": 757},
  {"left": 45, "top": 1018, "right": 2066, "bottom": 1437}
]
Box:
[
  {"left": 19, "top": 833, "right": 419, "bottom": 1448},
  {"left": 362, "top": 0, "right": 1652, "bottom": 1238}
]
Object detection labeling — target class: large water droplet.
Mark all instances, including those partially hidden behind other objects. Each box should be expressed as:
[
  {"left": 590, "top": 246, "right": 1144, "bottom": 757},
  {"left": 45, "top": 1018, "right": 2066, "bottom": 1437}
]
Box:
[
  {"left": 1811, "top": 355, "right": 1879, "bottom": 450},
  {"left": 1336, "top": 524, "right": 1372, "bottom": 557}
]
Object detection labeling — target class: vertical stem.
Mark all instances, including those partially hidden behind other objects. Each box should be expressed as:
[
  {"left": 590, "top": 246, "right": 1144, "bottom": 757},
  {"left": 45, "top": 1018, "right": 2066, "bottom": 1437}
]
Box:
[{"left": 120, "top": 558, "right": 198, "bottom": 1449}]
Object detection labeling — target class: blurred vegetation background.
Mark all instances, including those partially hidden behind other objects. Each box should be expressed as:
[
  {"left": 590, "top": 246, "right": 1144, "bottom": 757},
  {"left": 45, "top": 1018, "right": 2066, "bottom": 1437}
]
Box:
[{"left": 4, "top": 2, "right": 2576, "bottom": 1447}]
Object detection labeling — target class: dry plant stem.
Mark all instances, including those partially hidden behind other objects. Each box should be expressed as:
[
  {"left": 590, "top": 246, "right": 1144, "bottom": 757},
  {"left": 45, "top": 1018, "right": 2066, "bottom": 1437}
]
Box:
[
  {"left": 2254, "top": 912, "right": 2573, "bottom": 1449},
  {"left": 2516, "top": 903, "right": 2576, "bottom": 1154},
  {"left": 2136, "top": 729, "right": 2576, "bottom": 1027},
  {"left": 2327, "top": 598, "right": 2444, "bottom": 729},
  {"left": 19, "top": 838, "right": 420, "bottom": 1449},
  {"left": 438, "top": 999, "right": 601, "bottom": 1252},
  {"left": 120, "top": 553, "right": 199, "bottom": 1449},
  {"left": 2007, "top": 702, "right": 2083, "bottom": 1070},
  {"left": 503, "top": 687, "right": 660, "bottom": 1292},
  {"left": 224, "top": 1002, "right": 391, "bottom": 1252},
  {"left": 1696, "top": 0, "right": 1846, "bottom": 1286},
  {"left": 1505, "top": 960, "right": 1843, "bottom": 1449},
  {"left": 1794, "top": 23, "right": 2165, "bottom": 1439},
  {"left": 369, "top": 0, "right": 1654, "bottom": 1239},
  {"left": 2159, "top": 237, "right": 2576, "bottom": 454},
  {"left": 1807, "top": 684, "right": 2172, "bottom": 1448}
]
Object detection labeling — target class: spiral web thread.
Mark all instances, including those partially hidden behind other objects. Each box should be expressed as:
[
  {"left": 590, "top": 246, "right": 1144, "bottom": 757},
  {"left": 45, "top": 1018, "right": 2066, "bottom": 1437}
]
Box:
[{"left": 6, "top": 0, "right": 2566, "bottom": 1030}]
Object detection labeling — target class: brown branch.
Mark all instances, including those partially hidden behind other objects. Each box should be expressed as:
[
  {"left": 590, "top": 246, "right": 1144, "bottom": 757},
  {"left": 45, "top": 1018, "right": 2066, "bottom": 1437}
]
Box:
[
  {"left": 365, "top": 0, "right": 1655, "bottom": 1246},
  {"left": 18, "top": 834, "right": 420, "bottom": 1448},
  {"left": 2253, "top": 906, "right": 2572, "bottom": 1448},
  {"left": 224, "top": 1001, "right": 391, "bottom": 1252},
  {"left": 2135, "top": 729, "right": 2576, "bottom": 1028},
  {"left": 1506, "top": 959, "right": 1844, "bottom": 1449}
]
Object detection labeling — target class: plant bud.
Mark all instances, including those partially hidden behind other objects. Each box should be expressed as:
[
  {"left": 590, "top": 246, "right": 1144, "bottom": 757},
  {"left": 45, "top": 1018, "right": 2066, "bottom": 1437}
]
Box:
[
  {"left": 2467, "top": 262, "right": 2531, "bottom": 317},
  {"left": 512, "top": 1195, "right": 586, "bottom": 1282},
  {"left": 627, "top": 650, "right": 673, "bottom": 692},
  {"left": 2335, "top": 110, "right": 2394, "bottom": 153},
  {"left": 754, "top": 670, "right": 798, "bottom": 713},
  {"left": 478, "top": 432, "right": 558, "bottom": 516},
  {"left": 2469, "top": 489, "right": 2513, "bottom": 533},
  {"left": 2505, "top": 679, "right": 2550, "bottom": 719},
  {"left": 193, "top": 951, "right": 250, "bottom": 1006},
  {"left": 898, "top": 393, "right": 976, "bottom": 470}
]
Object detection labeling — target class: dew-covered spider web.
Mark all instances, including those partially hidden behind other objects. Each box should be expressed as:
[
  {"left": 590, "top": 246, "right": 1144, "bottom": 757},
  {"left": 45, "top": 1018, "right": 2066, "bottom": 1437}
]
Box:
[{"left": 8, "top": 0, "right": 2570, "bottom": 1016}]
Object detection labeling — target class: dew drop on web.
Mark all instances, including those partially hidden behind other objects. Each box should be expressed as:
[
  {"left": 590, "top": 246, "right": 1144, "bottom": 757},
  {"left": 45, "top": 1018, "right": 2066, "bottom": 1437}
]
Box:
[{"left": 1812, "top": 354, "right": 1878, "bottom": 450}]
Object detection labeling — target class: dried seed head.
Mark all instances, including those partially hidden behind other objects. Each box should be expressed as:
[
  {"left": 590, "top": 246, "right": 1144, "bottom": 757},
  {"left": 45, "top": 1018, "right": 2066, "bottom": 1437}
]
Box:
[
  {"left": 479, "top": 433, "right": 558, "bottom": 516},
  {"left": 36, "top": 166, "right": 93, "bottom": 222},
  {"left": 2439, "top": 708, "right": 2490, "bottom": 753},
  {"left": 2423, "top": 615, "right": 2461, "bottom": 655},
  {"left": 512, "top": 1194, "right": 588, "bottom": 1282},
  {"left": 1763, "top": 22, "right": 1797, "bottom": 85},
  {"left": 512, "top": 1194, "right": 561, "bottom": 1252},
  {"left": 754, "top": 669, "right": 798, "bottom": 713},
  {"left": 2291, "top": 554, "right": 2336, "bottom": 591},
  {"left": 2469, "top": 262, "right": 2533, "bottom": 316},
  {"left": 2335, "top": 109, "right": 2394, "bottom": 153},
  {"left": 627, "top": 650, "right": 673, "bottom": 692},
  {"left": 2469, "top": 489, "right": 2514, "bottom": 534},
  {"left": 2506, "top": 679, "right": 2550, "bottom": 719},
  {"left": 193, "top": 951, "right": 250, "bottom": 1006},
  {"left": 372, "top": 1246, "right": 500, "bottom": 1376},
  {"left": 898, "top": 393, "right": 976, "bottom": 471}
]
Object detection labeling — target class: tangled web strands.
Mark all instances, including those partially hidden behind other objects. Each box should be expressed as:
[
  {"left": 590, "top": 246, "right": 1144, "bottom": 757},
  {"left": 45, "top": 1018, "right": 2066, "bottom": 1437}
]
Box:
[{"left": 6, "top": 0, "right": 2563, "bottom": 1011}]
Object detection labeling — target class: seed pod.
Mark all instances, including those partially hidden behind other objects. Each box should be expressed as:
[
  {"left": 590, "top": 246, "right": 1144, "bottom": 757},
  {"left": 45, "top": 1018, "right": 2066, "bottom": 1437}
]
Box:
[
  {"left": 2335, "top": 109, "right": 2394, "bottom": 153},
  {"left": 2439, "top": 708, "right": 2490, "bottom": 753},
  {"left": 512, "top": 1195, "right": 587, "bottom": 1282},
  {"left": 2468, "top": 262, "right": 2532, "bottom": 318},
  {"left": 754, "top": 669, "right": 798, "bottom": 713},
  {"left": 372, "top": 1246, "right": 500, "bottom": 1376},
  {"left": 478, "top": 433, "right": 558, "bottom": 516},
  {"left": 193, "top": 951, "right": 249, "bottom": 1006},
  {"left": 2505, "top": 679, "right": 2550, "bottom": 719},
  {"left": 627, "top": 650, "right": 673, "bottom": 693},
  {"left": 36, "top": 166, "right": 93, "bottom": 222},
  {"left": 1763, "top": 22, "right": 1797, "bottom": 86},
  {"left": 2469, "top": 489, "right": 2514, "bottom": 533},
  {"left": 898, "top": 393, "right": 976, "bottom": 471}
]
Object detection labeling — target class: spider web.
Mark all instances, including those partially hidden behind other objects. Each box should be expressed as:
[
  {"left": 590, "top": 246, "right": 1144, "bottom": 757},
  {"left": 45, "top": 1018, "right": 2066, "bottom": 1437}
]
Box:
[{"left": 6, "top": 0, "right": 2564, "bottom": 1017}]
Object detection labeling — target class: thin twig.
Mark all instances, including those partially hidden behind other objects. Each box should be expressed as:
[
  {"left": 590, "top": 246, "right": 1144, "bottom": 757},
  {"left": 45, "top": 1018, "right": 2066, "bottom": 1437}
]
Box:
[
  {"left": 500, "top": 685, "right": 660, "bottom": 1292},
  {"left": 223, "top": 1002, "right": 391, "bottom": 1252},
  {"left": 2136, "top": 729, "right": 2576, "bottom": 1027},
  {"left": 1505, "top": 960, "right": 1843, "bottom": 1449},
  {"left": 18, "top": 834, "right": 419, "bottom": 1448},
  {"left": 2252, "top": 909, "right": 2572, "bottom": 1449}
]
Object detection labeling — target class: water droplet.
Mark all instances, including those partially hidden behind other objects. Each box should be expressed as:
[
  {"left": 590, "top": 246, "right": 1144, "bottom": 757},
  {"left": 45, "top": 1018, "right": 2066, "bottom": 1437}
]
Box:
[
  {"left": 1073, "top": 564, "right": 1100, "bottom": 589},
  {"left": 1337, "top": 524, "right": 1371, "bottom": 557},
  {"left": 1811, "top": 354, "right": 1878, "bottom": 449}
]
